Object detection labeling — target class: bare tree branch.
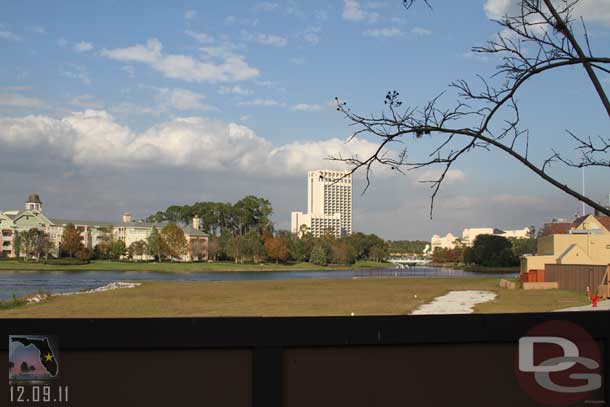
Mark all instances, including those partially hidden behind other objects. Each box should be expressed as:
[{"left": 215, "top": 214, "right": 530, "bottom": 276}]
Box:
[{"left": 331, "top": 0, "right": 610, "bottom": 218}]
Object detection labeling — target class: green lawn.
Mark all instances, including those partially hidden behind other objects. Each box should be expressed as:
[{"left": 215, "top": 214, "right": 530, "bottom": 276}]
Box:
[
  {"left": 0, "top": 259, "right": 391, "bottom": 272},
  {"left": 0, "top": 278, "right": 590, "bottom": 318}
]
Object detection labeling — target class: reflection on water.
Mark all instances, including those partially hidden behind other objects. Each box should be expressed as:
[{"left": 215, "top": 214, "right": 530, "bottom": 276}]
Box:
[{"left": 0, "top": 267, "right": 517, "bottom": 301}]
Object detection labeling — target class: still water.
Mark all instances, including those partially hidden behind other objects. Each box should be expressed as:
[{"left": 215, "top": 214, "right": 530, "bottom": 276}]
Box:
[{"left": 0, "top": 267, "right": 517, "bottom": 301}]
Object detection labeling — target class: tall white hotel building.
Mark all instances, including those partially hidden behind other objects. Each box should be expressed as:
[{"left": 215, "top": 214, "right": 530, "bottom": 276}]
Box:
[{"left": 291, "top": 170, "right": 353, "bottom": 238}]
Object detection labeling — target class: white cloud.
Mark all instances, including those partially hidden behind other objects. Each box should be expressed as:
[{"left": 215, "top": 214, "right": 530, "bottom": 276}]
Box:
[
  {"left": 185, "top": 30, "right": 214, "bottom": 44},
  {"left": 416, "top": 169, "right": 466, "bottom": 184},
  {"left": 342, "top": 0, "right": 379, "bottom": 23},
  {"left": 241, "top": 31, "right": 287, "bottom": 47},
  {"left": 238, "top": 98, "right": 282, "bottom": 107},
  {"left": 0, "top": 111, "right": 384, "bottom": 177},
  {"left": 290, "top": 57, "right": 305, "bottom": 64},
  {"left": 484, "top": 0, "right": 610, "bottom": 26},
  {"left": 218, "top": 85, "right": 252, "bottom": 95},
  {"left": 0, "top": 93, "right": 44, "bottom": 107},
  {"left": 185, "top": 9, "right": 197, "bottom": 20},
  {"left": 0, "top": 31, "right": 20, "bottom": 41},
  {"left": 292, "top": 103, "right": 322, "bottom": 112},
  {"left": 367, "top": 1, "right": 387, "bottom": 9},
  {"left": 252, "top": 2, "right": 279, "bottom": 12},
  {"left": 31, "top": 26, "right": 46, "bottom": 34},
  {"left": 157, "top": 88, "right": 214, "bottom": 111},
  {"left": 411, "top": 26, "right": 432, "bottom": 36},
  {"left": 303, "top": 26, "right": 321, "bottom": 45},
  {"left": 74, "top": 41, "right": 93, "bottom": 52},
  {"left": 100, "top": 38, "right": 259, "bottom": 82},
  {"left": 59, "top": 65, "right": 91, "bottom": 85},
  {"left": 364, "top": 27, "right": 402, "bottom": 37}
]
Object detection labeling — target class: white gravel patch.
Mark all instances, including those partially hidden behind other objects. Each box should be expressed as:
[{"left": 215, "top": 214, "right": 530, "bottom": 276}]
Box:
[
  {"left": 411, "top": 290, "right": 497, "bottom": 315},
  {"left": 26, "top": 281, "right": 141, "bottom": 304}
]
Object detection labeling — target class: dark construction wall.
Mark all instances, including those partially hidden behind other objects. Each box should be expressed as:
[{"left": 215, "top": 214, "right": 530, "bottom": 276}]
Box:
[
  {"left": 545, "top": 264, "right": 608, "bottom": 293},
  {"left": 2, "top": 314, "right": 609, "bottom": 407}
]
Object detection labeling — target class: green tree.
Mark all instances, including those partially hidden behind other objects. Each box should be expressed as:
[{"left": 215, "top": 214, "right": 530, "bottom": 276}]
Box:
[
  {"left": 13, "top": 232, "right": 21, "bottom": 260},
  {"left": 110, "top": 239, "right": 126, "bottom": 260},
  {"left": 242, "top": 230, "right": 264, "bottom": 263},
  {"left": 161, "top": 223, "right": 187, "bottom": 261},
  {"left": 133, "top": 240, "right": 148, "bottom": 261},
  {"left": 510, "top": 237, "right": 537, "bottom": 257},
  {"left": 60, "top": 223, "right": 83, "bottom": 258},
  {"left": 147, "top": 226, "right": 166, "bottom": 262},
  {"left": 470, "top": 235, "right": 518, "bottom": 267},
  {"left": 369, "top": 244, "right": 388, "bottom": 262},
  {"left": 309, "top": 245, "right": 327, "bottom": 266}
]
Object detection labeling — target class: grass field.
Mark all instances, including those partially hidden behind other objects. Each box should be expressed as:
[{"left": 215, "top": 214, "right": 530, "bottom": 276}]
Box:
[
  {"left": 0, "top": 259, "right": 391, "bottom": 272},
  {"left": 0, "top": 278, "right": 590, "bottom": 318}
]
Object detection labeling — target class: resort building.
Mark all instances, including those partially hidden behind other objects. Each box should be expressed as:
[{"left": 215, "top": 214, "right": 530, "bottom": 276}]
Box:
[
  {"left": 461, "top": 227, "right": 531, "bottom": 247},
  {"left": 291, "top": 170, "right": 353, "bottom": 238},
  {"left": 521, "top": 214, "right": 610, "bottom": 273},
  {"left": 0, "top": 193, "right": 208, "bottom": 261},
  {"left": 430, "top": 233, "right": 458, "bottom": 251},
  {"left": 430, "top": 226, "right": 531, "bottom": 252}
]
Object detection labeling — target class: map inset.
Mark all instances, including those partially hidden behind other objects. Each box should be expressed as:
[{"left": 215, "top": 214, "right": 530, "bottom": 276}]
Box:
[{"left": 9, "top": 335, "right": 59, "bottom": 383}]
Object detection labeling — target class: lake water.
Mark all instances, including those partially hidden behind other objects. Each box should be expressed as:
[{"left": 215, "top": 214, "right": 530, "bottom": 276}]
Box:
[{"left": 0, "top": 267, "right": 518, "bottom": 301}]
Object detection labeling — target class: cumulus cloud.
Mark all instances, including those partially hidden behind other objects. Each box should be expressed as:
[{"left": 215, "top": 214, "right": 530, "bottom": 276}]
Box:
[
  {"left": 343, "top": 0, "right": 379, "bottom": 23},
  {"left": 0, "top": 111, "right": 384, "bottom": 177},
  {"left": 484, "top": 0, "right": 610, "bottom": 26},
  {"left": 241, "top": 31, "right": 287, "bottom": 47},
  {"left": 156, "top": 88, "right": 214, "bottom": 111},
  {"left": 100, "top": 38, "right": 259, "bottom": 82},
  {"left": 364, "top": 27, "right": 402, "bottom": 37},
  {"left": 74, "top": 41, "right": 93, "bottom": 52}
]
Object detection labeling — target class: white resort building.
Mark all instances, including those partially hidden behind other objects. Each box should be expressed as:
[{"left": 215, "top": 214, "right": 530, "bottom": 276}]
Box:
[
  {"left": 291, "top": 170, "right": 353, "bottom": 238},
  {"left": 0, "top": 194, "right": 208, "bottom": 261},
  {"left": 430, "top": 227, "right": 531, "bottom": 251}
]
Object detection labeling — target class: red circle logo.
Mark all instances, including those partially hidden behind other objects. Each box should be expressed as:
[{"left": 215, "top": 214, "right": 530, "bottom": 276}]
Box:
[{"left": 514, "top": 320, "right": 603, "bottom": 406}]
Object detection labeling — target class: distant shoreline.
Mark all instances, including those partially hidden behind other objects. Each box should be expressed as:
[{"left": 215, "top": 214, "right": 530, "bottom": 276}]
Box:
[
  {"left": 0, "top": 259, "right": 394, "bottom": 273},
  {"left": 428, "top": 262, "right": 519, "bottom": 274}
]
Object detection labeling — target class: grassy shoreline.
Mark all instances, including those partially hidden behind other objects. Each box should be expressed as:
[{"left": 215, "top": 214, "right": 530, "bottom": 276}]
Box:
[
  {"left": 0, "top": 259, "right": 393, "bottom": 273},
  {"left": 0, "top": 277, "right": 589, "bottom": 318}
]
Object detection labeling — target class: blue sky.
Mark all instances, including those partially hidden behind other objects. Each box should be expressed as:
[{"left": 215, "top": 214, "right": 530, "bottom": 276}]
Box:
[{"left": 1, "top": 0, "right": 609, "bottom": 239}]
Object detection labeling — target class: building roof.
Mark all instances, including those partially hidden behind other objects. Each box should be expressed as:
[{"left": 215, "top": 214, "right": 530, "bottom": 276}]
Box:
[
  {"left": 48, "top": 218, "right": 208, "bottom": 236},
  {"left": 49, "top": 218, "right": 114, "bottom": 228},
  {"left": 540, "top": 222, "right": 572, "bottom": 237},
  {"left": 572, "top": 215, "right": 610, "bottom": 232},
  {"left": 26, "top": 193, "right": 42, "bottom": 204}
]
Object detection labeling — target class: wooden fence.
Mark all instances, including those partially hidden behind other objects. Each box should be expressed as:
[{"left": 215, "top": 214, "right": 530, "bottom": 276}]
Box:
[{"left": 545, "top": 264, "right": 609, "bottom": 294}]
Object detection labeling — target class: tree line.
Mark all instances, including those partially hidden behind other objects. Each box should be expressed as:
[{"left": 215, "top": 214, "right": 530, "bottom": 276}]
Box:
[
  {"left": 432, "top": 235, "right": 537, "bottom": 267},
  {"left": 208, "top": 231, "right": 390, "bottom": 266},
  {"left": 146, "top": 195, "right": 273, "bottom": 237}
]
